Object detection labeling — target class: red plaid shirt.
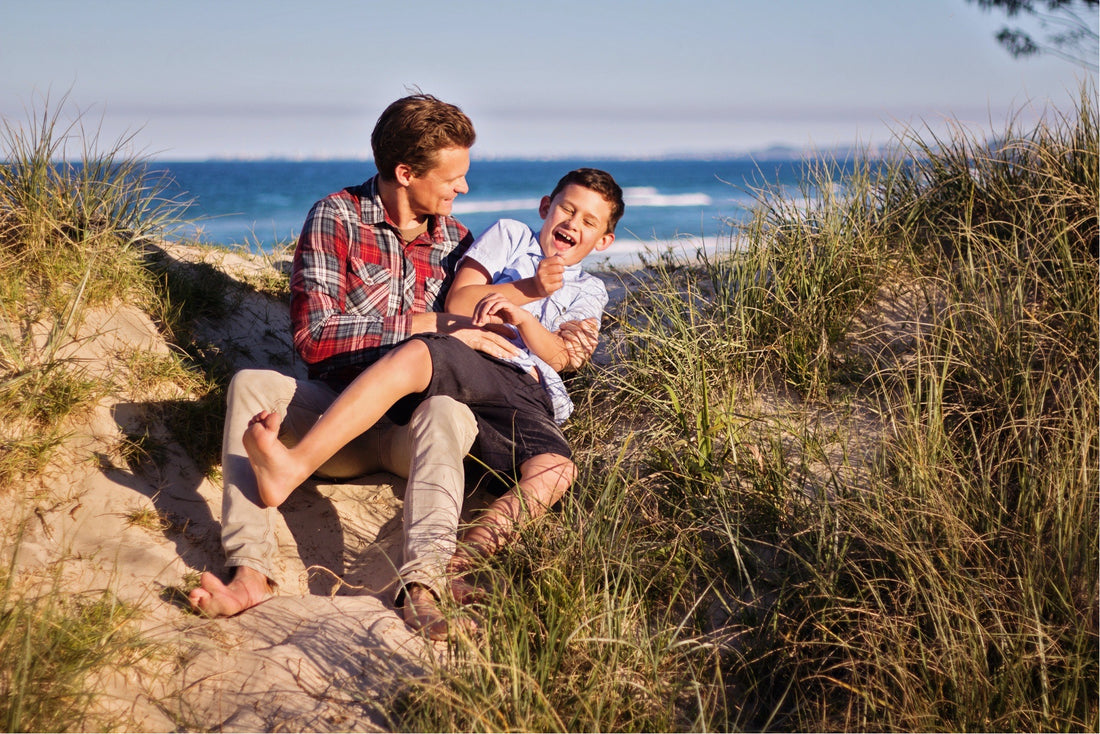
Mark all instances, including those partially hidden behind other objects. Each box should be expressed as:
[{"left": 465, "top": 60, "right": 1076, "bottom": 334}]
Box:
[{"left": 290, "top": 176, "right": 471, "bottom": 383}]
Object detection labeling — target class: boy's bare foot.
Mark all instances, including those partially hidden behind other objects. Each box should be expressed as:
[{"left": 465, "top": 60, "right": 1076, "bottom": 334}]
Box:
[
  {"left": 403, "top": 584, "right": 477, "bottom": 641},
  {"left": 188, "top": 566, "right": 272, "bottom": 618},
  {"left": 242, "top": 410, "right": 306, "bottom": 507}
]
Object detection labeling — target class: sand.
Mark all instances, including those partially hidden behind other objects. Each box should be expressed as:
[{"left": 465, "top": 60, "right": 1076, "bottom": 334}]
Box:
[{"left": 2, "top": 243, "right": 476, "bottom": 731}]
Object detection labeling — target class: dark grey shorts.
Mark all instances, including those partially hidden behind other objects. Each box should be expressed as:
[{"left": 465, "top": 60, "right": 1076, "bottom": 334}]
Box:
[{"left": 387, "top": 333, "right": 571, "bottom": 482}]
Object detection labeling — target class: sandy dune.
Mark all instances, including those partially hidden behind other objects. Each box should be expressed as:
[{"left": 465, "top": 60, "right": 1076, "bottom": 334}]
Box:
[{"left": 4, "top": 244, "right": 459, "bottom": 731}]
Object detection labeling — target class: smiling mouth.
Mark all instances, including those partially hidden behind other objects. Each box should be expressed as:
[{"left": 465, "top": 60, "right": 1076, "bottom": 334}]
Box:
[{"left": 554, "top": 231, "right": 576, "bottom": 247}]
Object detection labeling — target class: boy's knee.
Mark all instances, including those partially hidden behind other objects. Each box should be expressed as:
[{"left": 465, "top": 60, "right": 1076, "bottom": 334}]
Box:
[
  {"left": 392, "top": 338, "right": 431, "bottom": 367},
  {"left": 553, "top": 457, "right": 577, "bottom": 491},
  {"left": 559, "top": 462, "right": 577, "bottom": 502},
  {"left": 524, "top": 454, "right": 576, "bottom": 508}
]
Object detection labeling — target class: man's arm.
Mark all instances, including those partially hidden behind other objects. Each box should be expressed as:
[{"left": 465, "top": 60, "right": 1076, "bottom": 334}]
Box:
[
  {"left": 409, "top": 310, "right": 521, "bottom": 359},
  {"left": 290, "top": 197, "right": 410, "bottom": 365}
]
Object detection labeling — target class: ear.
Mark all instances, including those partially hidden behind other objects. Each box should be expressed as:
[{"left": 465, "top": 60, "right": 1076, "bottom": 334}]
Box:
[
  {"left": 394, "top": 163, "right": 415, "bottom": 186},
  {"left": 594, "top": 232, "right": 615, "bottom": 251},
  {"left": 538, "top": 195, "right": 552, "bottom": 219}
]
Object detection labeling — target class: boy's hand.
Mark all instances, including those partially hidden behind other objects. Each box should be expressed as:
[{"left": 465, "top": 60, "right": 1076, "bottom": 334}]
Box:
[
  {"left": 433, "top": 313, "right": 521, "bottom": 359},
  {"left": 556, "top": 318, "right": 599, "bottom": 371},
  {"left": 535, "top": 254, "right": 565, "bottom": 297},
  {"left": 472, "top": 292, "right": 531, "bottom": 327}
]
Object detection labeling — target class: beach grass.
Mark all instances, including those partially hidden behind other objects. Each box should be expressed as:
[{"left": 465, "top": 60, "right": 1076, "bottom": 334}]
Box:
[
  {"left": 0, "top": 102, "right": 231, "bottom": 729},
  {"left": 0, "top": 100, "right": 182, "bottom": 487},
  {"left": 0, "top": 526, "right": 155, "bottom": 732},
  {"left": 0, "top": 85, "right": 1096, "bottom": 730},
  {"left": 385, "top": 84, "right": 1098, "bottom": 731}
]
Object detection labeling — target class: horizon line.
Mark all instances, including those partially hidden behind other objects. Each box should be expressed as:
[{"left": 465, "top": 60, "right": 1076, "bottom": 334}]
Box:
[{"left": 145, "top": 142, "right": 897, "bottom": 165}]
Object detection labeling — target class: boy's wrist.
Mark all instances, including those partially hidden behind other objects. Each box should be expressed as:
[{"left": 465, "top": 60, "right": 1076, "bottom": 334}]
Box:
[
  {"left": 512, "top": 308, "right": 537, "bottom": 327},
  {"left": 512, "top": 276, "right": 548, "bottom": 300}
]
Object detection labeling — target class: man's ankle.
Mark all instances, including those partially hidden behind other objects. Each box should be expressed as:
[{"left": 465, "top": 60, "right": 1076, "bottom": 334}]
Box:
[{"left": 231, "top": 565, "right": 272, "bottom": 592}]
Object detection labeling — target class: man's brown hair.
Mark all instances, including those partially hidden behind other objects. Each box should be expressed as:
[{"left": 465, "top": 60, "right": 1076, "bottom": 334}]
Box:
[
  {"left": 549, "top": 168, "right": 626, "bottom": 233},
  {"left": 371, "top": 94, "right": 476, "bottom": 181}
]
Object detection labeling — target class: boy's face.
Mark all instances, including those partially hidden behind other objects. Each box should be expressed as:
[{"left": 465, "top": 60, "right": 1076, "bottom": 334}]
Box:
[
  {"left": 536, "top": 183, "right": 616, "bottom": 266},
  {"left": 401, "top": 146, "right": 471, "bottom": 218}
]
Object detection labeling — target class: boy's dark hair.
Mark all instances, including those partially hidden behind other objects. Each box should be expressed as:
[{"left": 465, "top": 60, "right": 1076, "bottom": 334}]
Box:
[
  {"left": 371, "top": 94, "right": 476, "bottom": 181},
  {"left": 550, "top": 168, "right": 625, "bottom": 232}
]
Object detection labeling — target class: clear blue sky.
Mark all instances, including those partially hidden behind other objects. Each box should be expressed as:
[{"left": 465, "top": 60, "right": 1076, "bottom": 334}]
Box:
[{"left": 1, "top": 0, "right": 1095, "bottom": 160}]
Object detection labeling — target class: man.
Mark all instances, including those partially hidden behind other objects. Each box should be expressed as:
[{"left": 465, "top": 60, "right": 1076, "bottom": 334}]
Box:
[{"left": 189, "top": 94, "right": 597, "bottom": 639}]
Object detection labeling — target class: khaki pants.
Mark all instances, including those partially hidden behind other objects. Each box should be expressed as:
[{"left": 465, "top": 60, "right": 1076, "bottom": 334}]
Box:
[{"left": 220, "top": 368, "right": 477, "bottom": 599}]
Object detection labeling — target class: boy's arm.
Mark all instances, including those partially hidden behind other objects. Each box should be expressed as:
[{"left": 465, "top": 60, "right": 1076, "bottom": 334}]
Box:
[
  {"left": 445, "top": 255, "right": 567, "bottom": 315},
  {"left": 555, "top": 318, "right": 600, "bottom": 371},
  {"left": 471, "top": 293, "right": 577, "bottom": 373}
]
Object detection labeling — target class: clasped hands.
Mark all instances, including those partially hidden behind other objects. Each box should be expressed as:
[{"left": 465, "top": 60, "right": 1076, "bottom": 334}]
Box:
[
  {"left": 437, "top": 267, "right": 599, "bottom": 369},
  {"left": 470, "top": 285, "right": 599, "bottom": 372}
]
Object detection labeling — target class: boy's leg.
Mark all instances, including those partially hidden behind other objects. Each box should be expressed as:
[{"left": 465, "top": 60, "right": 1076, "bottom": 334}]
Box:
[
  {"left": 449, "top": 453, "right": 576, "bottom": 572},
  {"left": 244, "top": 340, "right": 434, "bottom": 507}
]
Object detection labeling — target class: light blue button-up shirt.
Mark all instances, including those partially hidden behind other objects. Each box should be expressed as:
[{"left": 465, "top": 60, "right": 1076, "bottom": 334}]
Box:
[{"left": 459, "top": 219, "right": 608, "bottom": 423}]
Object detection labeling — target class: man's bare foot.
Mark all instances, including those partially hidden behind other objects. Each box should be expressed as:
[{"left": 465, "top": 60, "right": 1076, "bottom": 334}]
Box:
[
  {"left": 403, "top": 584, "right": 449, "bottom": 640},
  {"left": 403, "top": 584, "right": 476, "bottom": 641},
  {"left": 187, "top": 566, "right": 272, "bottom": 618},
  {"left": 450, "top": 574, "right": 488, "bottom": 605},
  {"left": 242, "top": 410, "right": 307, "bottom": 507}
]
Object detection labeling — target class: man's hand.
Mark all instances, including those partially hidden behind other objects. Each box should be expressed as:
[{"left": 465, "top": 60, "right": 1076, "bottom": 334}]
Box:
[
  {"left": 434, "top": 313, "right": 521, "bottom": 360},
  {"left": 535, "top": 254, "right": 565, "bottom": 297},
  {"left": 556, "top": 318, "right": 599, "bottom": 371}
]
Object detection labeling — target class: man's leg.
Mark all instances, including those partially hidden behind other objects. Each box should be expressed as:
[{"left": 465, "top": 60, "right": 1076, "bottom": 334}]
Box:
[
  {"left": 189, "top": 368, "right": 481, "bottom": 625},
  {"left": 190, "top": 368, "right": 390, "bottom": 616},
  {"left": 396, "top": 396, "right": 478, "bottom": 638},
  {"left": 189, "top": 368, "right": 317, "bottom": 616},
  {"left": 450, "top": 452, "right": 576, "bottom": 572}
]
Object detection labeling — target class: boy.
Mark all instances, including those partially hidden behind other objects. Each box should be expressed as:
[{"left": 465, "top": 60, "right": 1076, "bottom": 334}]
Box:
[{"left": 242, "top": 168, "right": 623, "bottom": 610}]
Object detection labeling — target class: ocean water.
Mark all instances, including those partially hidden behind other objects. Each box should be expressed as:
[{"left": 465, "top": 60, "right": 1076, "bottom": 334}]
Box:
[{"left": 153, "top": 158, "right": 817, "bottom": 268}]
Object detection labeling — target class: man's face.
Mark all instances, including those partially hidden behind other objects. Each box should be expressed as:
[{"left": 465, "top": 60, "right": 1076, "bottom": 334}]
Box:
[
  {"left": 404, "top": 146, "right": 471, "bottom": 218},
  {"left": 537, "top": 183, "right": 615, "bottom": 266}
]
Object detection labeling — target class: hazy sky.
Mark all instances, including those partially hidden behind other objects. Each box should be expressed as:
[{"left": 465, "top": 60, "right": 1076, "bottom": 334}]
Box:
[{"left": 2, "top": 0, "right": 1095, "bottom": 159}]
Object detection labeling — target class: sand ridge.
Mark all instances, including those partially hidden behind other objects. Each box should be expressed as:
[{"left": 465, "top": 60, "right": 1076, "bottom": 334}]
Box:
[{"left": 3, "top": 243, "right": 452, "bottom": 731}]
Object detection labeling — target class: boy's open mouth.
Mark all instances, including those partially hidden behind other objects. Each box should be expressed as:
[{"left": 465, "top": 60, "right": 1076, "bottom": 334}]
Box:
[{"left": 554, "top": 230, "right": 576, "bottom": 247}]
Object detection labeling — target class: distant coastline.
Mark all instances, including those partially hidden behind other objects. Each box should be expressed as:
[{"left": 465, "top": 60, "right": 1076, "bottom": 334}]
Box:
[{"left": 155, "top": 141, "right": 896, "bottom": 165}]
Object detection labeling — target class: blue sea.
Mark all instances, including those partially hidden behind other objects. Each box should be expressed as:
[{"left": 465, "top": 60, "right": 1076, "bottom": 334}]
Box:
[{"left": 153, "top": 158, "right": 818, "bottom": 269}]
